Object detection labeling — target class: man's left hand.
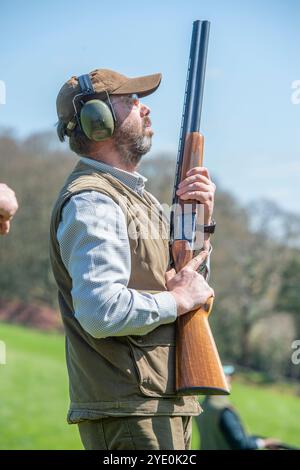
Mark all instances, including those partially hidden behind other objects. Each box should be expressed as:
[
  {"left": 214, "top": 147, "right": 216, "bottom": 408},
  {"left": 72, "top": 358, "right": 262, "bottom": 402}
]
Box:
[{"left": 176, "top": 166, "right": 216, "bottom": 224}]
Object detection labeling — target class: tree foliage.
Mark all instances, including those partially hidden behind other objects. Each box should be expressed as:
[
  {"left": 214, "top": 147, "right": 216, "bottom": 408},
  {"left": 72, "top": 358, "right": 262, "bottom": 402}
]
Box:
[{"left": 1, "top": 130, "right": 299, "bottom": 380}]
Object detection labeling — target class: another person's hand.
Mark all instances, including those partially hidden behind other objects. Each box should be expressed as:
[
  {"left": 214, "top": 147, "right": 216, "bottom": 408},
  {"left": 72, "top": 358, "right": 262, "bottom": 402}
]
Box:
[
  {"left": 0, "top": 183, "right": 18, "bottom": 235},
  {"left": 176, "top": 166, "right": 216, "bottom": 224},
  {"left": 165, "top": 250, "right": 214, "bottom": 316},
  {"left": 262, "top": 438, "right": 284, "bottom": 450}
]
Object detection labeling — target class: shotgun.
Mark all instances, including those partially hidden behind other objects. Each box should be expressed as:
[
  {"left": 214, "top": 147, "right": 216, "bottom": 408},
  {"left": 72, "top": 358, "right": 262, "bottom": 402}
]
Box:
[{"left": 170, "top": 20, "right": 229, "bottom": 395}]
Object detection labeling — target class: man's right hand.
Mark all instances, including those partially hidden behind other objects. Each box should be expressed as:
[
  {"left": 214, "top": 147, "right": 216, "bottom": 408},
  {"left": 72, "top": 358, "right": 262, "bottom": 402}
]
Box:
[
  {"left": 0, "top": 183, "right": 19, "bottom": 235},
  {"left": 165, "top": 250, "right": 214, "bottom": 317}
]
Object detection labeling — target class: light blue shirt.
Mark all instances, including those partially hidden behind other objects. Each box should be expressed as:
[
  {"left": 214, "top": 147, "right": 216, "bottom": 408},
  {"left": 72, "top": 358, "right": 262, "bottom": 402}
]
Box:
[{"left": 57, "top": 156, "right": 210, "bottom": 339}]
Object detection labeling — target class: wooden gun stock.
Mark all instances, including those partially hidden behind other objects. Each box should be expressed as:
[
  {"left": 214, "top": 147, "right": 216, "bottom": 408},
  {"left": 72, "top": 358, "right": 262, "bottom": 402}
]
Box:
[{"left": 172, "top": 132, "right": 229, "bottom": 395}]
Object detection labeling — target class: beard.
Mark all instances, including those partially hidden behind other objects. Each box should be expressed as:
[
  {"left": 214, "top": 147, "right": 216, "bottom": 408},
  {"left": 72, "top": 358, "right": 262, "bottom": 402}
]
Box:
[{"left": 113, "top": 117, "right": 153, "bottom": 167}]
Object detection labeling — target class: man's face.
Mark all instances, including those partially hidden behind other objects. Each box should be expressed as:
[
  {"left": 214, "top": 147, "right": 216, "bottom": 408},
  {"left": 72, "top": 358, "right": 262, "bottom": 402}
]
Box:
[{"left": 110, "top": 94, "right": 153, "bottom": 166}]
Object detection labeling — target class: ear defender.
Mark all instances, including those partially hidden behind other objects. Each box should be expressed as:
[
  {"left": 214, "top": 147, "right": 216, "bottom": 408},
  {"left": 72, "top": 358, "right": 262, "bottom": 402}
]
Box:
[
  {"left": 80, "top": 100, "right": 115, "bottom": 141},
  {"left": 73, "top": 74, "right": 116, "bottom": 142}
]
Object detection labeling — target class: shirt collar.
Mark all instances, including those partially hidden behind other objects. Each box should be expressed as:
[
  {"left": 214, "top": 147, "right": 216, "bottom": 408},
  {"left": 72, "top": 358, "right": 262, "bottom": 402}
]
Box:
[{"left": 80, "top": 156, "right": 147, "bottom": 195}]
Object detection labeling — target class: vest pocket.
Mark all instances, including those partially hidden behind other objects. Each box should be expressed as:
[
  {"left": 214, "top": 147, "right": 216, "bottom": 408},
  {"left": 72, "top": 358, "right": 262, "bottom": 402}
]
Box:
[{"left": 127, "top": 326, "right": 177, "bottom": 398}]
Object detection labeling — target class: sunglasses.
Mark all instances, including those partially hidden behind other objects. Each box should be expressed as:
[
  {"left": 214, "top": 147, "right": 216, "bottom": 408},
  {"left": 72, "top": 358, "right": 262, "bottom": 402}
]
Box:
[{"left": 111, "top": 93, "right": 140, "bottom": 106}]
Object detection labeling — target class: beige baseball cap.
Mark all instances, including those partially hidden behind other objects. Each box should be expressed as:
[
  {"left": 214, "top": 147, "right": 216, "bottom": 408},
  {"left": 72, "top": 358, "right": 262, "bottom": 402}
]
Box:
[{"left": 56, "top": 68, "right": 162, "bottom": 124}]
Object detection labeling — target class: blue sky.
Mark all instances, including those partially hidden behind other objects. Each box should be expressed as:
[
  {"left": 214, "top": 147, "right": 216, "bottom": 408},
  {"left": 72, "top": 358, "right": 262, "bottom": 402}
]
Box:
[{"left": 0, "top": 0, "right": 299, "bottom": 213}]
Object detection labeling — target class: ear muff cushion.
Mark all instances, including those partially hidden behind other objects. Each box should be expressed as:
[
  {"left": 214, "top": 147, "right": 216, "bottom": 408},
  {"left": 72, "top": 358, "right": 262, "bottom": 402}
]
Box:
[{"left": 80, "top": 100, "right": 115, "bottom": 141}]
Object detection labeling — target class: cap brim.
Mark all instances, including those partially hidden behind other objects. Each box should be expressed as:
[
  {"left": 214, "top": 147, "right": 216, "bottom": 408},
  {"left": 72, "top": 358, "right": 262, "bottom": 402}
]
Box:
[{"left": 112, "top": 73, "right": 162, "bottom": 98}]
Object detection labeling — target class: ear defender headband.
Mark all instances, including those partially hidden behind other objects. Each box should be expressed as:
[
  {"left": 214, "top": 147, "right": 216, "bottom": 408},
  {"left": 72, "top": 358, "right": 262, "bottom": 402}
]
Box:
[{"left": 68, "top": 74, "right": 117, "bottom": 142}]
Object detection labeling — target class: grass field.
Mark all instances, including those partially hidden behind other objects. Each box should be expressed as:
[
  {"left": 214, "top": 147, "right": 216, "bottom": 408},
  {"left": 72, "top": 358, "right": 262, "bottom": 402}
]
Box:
[{"left": 0, "top": 323, "right": 299, "bottom": 450}]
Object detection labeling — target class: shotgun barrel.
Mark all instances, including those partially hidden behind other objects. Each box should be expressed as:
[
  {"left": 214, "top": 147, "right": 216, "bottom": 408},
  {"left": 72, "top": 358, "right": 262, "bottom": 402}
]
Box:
[{"left": 171, "top": 20, "right": 210, "bottom": 213}]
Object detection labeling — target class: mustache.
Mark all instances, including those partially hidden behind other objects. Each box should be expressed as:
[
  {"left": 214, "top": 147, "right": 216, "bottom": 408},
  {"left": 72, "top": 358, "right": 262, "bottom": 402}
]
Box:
[{"left": 143, "top": 117, "right": 152, "bottom": 128}]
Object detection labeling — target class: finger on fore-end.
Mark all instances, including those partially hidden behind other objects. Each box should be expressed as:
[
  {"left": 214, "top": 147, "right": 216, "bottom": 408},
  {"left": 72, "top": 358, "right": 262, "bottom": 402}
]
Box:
[{"left": 185, "top": 250, "right": 208, "bottom": 272}]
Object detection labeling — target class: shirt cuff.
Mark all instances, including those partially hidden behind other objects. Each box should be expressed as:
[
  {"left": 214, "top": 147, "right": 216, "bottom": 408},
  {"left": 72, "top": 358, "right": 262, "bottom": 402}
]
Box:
[
  {"left": 255, "top": 438, "right": 265, "bottom": 449},
  {"left": 153, "top": 291, "right": 178, "bottom": 324}
]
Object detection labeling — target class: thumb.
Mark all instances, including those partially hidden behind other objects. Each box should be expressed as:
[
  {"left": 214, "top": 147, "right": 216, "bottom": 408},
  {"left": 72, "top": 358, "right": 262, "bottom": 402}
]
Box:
[
  {"left": 185, "top": 250, "right": 208, "bottom": 271},
  {"left": 165, "top": 268, "right": 176, "bottom": 284}
]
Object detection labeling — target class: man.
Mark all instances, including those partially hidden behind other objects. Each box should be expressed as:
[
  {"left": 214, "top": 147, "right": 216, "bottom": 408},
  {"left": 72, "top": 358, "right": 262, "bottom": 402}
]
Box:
[
  {"left": 195, "top": 365, "right": 281, "bottom": 450},
  {"left": 0, "top": 183, "right": 18, "bottom": 235},
  {"left": 50, "top": 68, "right": 216, "bottom": 450}
]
